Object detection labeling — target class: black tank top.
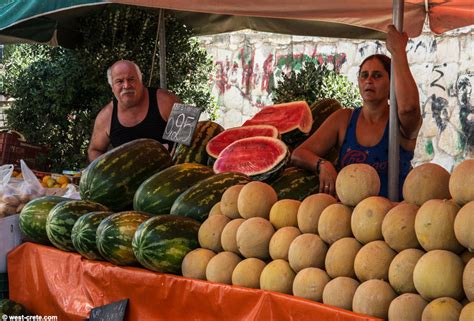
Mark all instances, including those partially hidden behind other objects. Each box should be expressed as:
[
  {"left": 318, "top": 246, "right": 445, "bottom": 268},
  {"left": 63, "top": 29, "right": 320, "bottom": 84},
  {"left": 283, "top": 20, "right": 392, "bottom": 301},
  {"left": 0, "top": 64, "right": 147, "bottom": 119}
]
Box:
[{"left": 109, "top": 87, "right": 171, "bottom": 148}]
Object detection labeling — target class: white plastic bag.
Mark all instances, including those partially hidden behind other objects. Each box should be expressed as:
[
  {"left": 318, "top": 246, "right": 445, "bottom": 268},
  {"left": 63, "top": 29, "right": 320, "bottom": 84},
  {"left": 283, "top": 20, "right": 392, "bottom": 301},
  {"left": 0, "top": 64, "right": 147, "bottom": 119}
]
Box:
[{"left": 0, "top": 160, "right": 45, "bottom": 217}]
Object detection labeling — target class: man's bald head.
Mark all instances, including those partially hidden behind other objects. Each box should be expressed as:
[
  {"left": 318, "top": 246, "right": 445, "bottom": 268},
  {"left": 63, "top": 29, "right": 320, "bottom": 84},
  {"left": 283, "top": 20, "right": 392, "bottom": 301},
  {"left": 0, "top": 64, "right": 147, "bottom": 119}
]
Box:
[{"left": 107, "top": 60, "right": 143, "bottom": 86}]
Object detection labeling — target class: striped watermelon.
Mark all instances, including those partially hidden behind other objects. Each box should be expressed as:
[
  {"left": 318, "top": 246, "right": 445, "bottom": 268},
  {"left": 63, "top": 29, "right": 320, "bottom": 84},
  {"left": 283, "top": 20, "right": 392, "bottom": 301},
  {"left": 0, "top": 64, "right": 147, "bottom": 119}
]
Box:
[
  {"left": 19, "top": 196, "right": 69, "bottom": 245},
  {"left": 133, "top": 163, "right": 214, "bottom": 215},
  {"left": 0, "top": 299, "right": 31, "bottom": 317},
  {"left": 173, "top": 121, "right": 224, "bottom": 165},
  {"left": 46, "top": 200, "right": 109, "bottom": 252},
  {"left": 71, "top": 211, "right": 113, "bottom": 260},
  {"left": 132, "top": 215, "right": 200, "bottom": 274},
  {"left": 96, "top": 211, "right": 151, "bottom": 266},
  {"left": 170, "top": 172, "right": 251, "bottom": 222},
  {"left": 80, "top": 139, "right": 172, "bottom": 211},
  {"left": 310, "top": 98, "right": 343, "bottom": 135},
  {"left": 269, "top": 167, "right": 319, "bottom": 200},
  {"left": 206, "top": 125, "right": 279, "bottom": 159},
  {"left": 213, "top": 137, "right": 289, "bottom": 181}
]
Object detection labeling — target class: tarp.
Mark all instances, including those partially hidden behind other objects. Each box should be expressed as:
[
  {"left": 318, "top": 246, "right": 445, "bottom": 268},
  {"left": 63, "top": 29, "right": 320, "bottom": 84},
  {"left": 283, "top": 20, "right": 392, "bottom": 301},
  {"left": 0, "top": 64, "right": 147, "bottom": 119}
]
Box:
[
  {"left": 0, "top": 0, "right": 473, "bottom": 47},
  {"left": 8, "top": 242, "right": 382, "bottom": 321}
]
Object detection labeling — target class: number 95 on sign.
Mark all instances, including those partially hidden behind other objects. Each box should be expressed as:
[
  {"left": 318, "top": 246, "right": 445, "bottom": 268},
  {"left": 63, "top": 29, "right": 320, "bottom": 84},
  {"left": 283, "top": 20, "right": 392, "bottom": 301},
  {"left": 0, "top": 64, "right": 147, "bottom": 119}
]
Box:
[{"left": 162, "top": 104, "right": 201, "bottom": 146}]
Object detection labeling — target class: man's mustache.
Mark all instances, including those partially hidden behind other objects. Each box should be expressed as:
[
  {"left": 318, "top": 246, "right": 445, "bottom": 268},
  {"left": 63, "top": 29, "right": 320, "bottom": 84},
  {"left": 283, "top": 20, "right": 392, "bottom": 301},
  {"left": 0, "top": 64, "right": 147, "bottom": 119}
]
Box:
[{"left": 121, "top": 89, "right": 136, "bottom": 95}]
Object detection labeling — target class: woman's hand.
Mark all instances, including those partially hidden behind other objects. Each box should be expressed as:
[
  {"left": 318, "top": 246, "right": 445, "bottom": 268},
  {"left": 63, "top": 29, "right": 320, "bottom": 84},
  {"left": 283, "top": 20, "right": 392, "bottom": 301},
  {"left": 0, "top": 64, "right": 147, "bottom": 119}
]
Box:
[
  {"left": 319, "top": 161, "right": 338, "bottom": 196},
  {"left": 386, "top": 24, "right": 408, "bottom": 58}
]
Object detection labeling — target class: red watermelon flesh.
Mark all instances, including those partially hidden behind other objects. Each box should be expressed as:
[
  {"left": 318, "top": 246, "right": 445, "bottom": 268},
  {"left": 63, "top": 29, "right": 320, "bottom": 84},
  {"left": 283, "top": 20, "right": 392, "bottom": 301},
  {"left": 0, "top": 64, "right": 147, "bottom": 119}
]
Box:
[
  {"left": 206, "top": 125, "right": 279, "bottom": 159},
  {"left": 213, "top": 137, "right": 288, "bottom": 178},
  {"left": 242, "top": 101, "right": 313, "bottom": 134}
]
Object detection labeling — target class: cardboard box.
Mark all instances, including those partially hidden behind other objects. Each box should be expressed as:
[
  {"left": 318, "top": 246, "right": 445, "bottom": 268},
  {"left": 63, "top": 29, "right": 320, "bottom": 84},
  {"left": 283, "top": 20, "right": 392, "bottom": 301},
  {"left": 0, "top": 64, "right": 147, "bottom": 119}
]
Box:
[{"left": 0, "top": 214, "right": 23, "bottom": 273}]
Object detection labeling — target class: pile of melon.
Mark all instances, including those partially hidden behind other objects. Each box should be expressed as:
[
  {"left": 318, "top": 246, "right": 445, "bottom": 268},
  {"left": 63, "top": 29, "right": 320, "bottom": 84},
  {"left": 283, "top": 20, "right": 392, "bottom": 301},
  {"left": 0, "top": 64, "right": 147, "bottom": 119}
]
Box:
[{"left": 182, "top": 160, "right": 474, "bottom": 321}]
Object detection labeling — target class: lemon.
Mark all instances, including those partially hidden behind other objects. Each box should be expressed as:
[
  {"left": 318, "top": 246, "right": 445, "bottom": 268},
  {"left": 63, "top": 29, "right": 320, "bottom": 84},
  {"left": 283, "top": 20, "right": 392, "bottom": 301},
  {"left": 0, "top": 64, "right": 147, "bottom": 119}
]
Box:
[{"left": 56, "top": 175, "right": 70, "bottom": 185}]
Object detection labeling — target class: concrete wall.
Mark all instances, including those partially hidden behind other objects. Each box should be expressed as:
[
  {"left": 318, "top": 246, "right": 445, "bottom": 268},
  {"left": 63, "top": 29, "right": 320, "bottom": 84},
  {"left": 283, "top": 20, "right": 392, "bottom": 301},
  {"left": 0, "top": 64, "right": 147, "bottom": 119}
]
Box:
[{"left": 198, "top": 26, "right": 474, "bottom": 172}]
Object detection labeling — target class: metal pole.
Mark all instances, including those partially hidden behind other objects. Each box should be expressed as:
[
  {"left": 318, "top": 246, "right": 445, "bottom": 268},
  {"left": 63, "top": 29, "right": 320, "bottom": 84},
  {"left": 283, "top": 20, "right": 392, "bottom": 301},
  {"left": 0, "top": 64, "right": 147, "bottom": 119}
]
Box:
[
  {"left": 388, "top": 0, "right": 404, "bottom": 201},
  {"left": 159, "top": 9, "right": 167, "bottom": 89}
]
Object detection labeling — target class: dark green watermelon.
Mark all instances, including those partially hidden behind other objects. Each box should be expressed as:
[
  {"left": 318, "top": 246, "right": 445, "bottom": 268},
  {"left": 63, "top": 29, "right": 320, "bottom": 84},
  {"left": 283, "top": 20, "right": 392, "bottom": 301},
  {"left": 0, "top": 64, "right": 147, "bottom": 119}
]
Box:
[
  {"left": 132, "top": 215, "right": 200, "bottom": 274},
  {"left": 269, "top": 167, "right": 319, "bottom": 200},
  {"left": 80, "top": 139, "right": 173, "bottom": 211},
  {"left": 133, "top": 163, "right": 214, "bottom": 215},
  {"left": 19, "top": 196, "right": 69, "bottom": 245},
  {"left": 71, "top": 211, "right": 113, "bottom": 260},
  {"left": 46, "top": 200, "right": 109, "bottom": 252},
  {"left": 96, "top": 211, "right": 151, "bottom": 266}
]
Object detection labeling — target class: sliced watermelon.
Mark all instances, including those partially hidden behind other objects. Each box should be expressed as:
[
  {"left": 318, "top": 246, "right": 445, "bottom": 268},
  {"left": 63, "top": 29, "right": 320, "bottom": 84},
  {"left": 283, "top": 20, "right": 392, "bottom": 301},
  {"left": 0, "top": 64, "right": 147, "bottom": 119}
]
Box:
[
  {"left": 242, "top": 101, "right": 312, "bottom": 135},
  {"left": 213, "top": 136, "right": 289, "bottom": 181},
  {"left": 206, "top": 125, "right": 279, "bottom": 159}
]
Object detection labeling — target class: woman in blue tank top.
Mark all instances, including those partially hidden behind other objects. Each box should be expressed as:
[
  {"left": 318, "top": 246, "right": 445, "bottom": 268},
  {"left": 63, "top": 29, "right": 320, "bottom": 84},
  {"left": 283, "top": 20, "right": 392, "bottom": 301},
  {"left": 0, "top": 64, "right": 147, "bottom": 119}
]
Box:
[{"left": 291, "top": 25, "right": 422, "bottom": 201}]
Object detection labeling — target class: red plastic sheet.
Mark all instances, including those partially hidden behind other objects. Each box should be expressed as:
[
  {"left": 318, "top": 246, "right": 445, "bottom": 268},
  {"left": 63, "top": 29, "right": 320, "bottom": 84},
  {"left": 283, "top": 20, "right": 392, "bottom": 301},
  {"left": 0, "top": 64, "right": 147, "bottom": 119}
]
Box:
[{"left": 8, "top": 243, "right": 382, "bottom": 321}]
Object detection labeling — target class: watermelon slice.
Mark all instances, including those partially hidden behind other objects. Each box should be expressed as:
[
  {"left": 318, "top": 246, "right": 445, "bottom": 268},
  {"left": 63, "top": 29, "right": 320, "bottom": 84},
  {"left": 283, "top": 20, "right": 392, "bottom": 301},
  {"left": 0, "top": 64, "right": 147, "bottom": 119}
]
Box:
[
  {"left": 213, "top": 136, "right": 289, "bottom": 181},
  {"left": 242, "top": 101, "right": 313, "bottom": 135},
  {"left": 206, "top": 125, "right": 279, "bottom": 159}
]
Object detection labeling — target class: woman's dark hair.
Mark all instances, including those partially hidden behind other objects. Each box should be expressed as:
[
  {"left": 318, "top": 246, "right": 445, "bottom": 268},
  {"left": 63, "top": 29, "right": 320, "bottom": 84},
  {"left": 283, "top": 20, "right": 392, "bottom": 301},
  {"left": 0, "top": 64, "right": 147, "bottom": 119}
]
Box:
[{"left": 359, "top": 54, "right": 391, "bottom": 78}]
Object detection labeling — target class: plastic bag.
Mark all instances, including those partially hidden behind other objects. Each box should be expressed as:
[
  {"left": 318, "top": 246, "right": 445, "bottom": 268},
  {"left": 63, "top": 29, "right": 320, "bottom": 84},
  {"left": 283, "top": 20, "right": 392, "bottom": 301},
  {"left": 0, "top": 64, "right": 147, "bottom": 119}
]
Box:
[
  {"left": 62, "top": 183, "right": 81, "bottom": 200},
  {"left": 0, "top": 160, "right": 45, "bottom": 217}
]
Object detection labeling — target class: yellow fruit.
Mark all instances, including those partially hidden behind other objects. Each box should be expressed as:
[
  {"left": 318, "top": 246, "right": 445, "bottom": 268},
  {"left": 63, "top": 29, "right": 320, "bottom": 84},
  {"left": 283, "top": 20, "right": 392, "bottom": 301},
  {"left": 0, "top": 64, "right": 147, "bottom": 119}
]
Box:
[
  {"left": 56, "top": 175, "right": 70, "bottom": 185},
  {"left": 42, "top": 175, "right": 52, "bottom": 184},
  {"left": 41, "top": 182, "right": 48, "bottom": 188},
  {"left": 46, "top": 178, "right": 55, "bottom": 188},
  {"left": 61, "top": 183, "right": 69, "bottom": 189},
  {"left": 53, "top": 184, "right": 61, "bottom": 188},
  {"left": 12, "top": 170, "right": 20, "bottom": 177}
]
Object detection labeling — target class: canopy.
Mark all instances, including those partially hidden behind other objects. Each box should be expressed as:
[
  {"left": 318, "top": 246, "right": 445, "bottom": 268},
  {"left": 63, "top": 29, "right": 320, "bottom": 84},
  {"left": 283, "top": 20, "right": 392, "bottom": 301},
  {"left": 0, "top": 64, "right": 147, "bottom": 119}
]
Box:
[{"left": 0, "top": 0, "right": 473, "bottom": 47}]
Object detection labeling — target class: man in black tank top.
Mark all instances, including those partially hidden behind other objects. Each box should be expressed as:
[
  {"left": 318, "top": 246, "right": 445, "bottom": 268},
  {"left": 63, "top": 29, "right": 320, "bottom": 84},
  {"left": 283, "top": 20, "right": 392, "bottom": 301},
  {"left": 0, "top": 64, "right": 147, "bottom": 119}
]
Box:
[{"left": 88, "top": 60, "right": 182, "bottom": 161}]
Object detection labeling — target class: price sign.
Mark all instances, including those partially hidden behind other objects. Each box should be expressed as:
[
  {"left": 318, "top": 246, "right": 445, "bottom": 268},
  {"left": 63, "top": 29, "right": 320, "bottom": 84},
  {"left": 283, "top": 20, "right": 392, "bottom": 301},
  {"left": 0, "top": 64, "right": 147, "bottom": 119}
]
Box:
[
  {"left": 162, "top": 103, "right": 201, "bottom": 146},
  {"left": 88, "top": 299, "right": 128, "bottom": 321}
]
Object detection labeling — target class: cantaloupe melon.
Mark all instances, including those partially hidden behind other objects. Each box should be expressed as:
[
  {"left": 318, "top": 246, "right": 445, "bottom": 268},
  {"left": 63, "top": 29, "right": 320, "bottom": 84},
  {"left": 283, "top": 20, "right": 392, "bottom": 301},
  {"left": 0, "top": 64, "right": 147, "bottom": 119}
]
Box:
[
  {"left": 198, "top": 215, "right": 231, "bottom": 252},
  {"left": 460, "top": 302, "right": 474, "bottom": 321},
  {"left": 221, "top": 218, "right": 245, "bottom": 254},
  {"left": 318, "top": 203, "right": 352, "bottom": 244},
  {"left": 382, "top": 203, "right": 421, "bottom": 252},
  {"left": 181, "top": 248, "right": 216, "bottom": 280},
  {"left": 352, "top": 279, "right": 397, "bottom": 319},
  {"left": 260, "top": 259, "right": 295, "bottom": 294},
  {"left": 336, "top": 164, "right": 380, "bottom": 206},
  {"left": 237, "top": 181, "right": 277, "bottom": 219},
  {"left": 231, "top": 258, "right": 266, "bottom": 289},
  {"left": 322, "top": 277, "right": 360, "bottom": 311},
  {"left": 288, "top": 233, "right": 328, "bottom": 272},
  {"left": 354, "top": 240, "right": 396, "bottom": 282},
  {"left": 269, "top": 226, "right": 301, "bottom": 260},
  {"left": 292, "top": 267, "right": 330, "bottom": 302},
  {"left": 236, "top": 217, "right": 274, "bottom": 259},
  {"left": 325, "top": 237, "right": 362, "bottom": 278},
  {"left": 205, "top": 251, "right": 242, "bottom": 284},
  {"left": 351, "top": 196, "right": 393, "bottom": 244},
  {"left": 454, "top": 201, "right": 474, "bottom": 251},
  {"left": 269, "top": 199, "right": 301, "bottom": 229},
  {"left": 388, "top": 248, "right": 425, "bottom": 294},
  {"left": 421, "top": 297, "right": 462, "bottom": 321},
  {"left": 297, "top": 193, "right": 337, "bottom": 233},
  {"left": 415, "top": 199, "right": 464, "bottom": 253},
  {"left": 464, "top": 258, "right": 474, "bottom": 301},
  {"left": 413, "top": 250, "right": 465, "bottom": 300},
  {"left": 388, "top": 293, "right": 428, "bottom": 321},
  {"left": 209, "top": 201, "right": 223, "bottom": 216},
  {"left": 220, "top": 184, "right": 245, "bottom": 219},
  {"left": 449, "top": 159, "right": 474, "bottom": 205},
  {"left": 403, "top": 163, "right": 451, "bottom": 206}
]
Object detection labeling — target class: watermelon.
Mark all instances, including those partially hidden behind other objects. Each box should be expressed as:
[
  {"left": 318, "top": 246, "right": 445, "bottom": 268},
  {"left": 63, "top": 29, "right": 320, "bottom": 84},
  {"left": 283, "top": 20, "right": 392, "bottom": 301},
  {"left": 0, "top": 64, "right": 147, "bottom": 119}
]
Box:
[
  {"left": 213, "top": 136, "right": 289, "bottom": 181},
  {"left": 0, "top": 299, "right": 31, "bottom": 317},
  {"left": 242, "top": 101, "right": 312, "bottom": 144},
  {"left": 96, "top": 211, "right": 151, "bottom": 266},
  {"left": 269, "top": 167, "right": 319, "bottom": 200},
  {"left": 19, "top": 196, "right": 69, "bottom": 245},
  {"left": 46, "top": 200, "right": 109, "bottom": 252},
  {"left": 310, "top": 98, "right": 342, "bottom": 135},
  {"left": 80, "top": 139, "right": 172, "bottom": 211},
  {"left": 173, "top": 121, "right": 224, "bottom": 165},
  {"left": 206, "top": 125, "right": 279, "bottom": 159},
  {"left": 170, "top": 172, "right": 251, "bottom": 222},
  {"left": 71, "top": 211, "right": 113, "bottom": 260},
  {"left": 133, "top": 163, "right": 214, "bottom": 215},
  {"left": 132, "top": 215, "right": 200, "bottom": 274}
]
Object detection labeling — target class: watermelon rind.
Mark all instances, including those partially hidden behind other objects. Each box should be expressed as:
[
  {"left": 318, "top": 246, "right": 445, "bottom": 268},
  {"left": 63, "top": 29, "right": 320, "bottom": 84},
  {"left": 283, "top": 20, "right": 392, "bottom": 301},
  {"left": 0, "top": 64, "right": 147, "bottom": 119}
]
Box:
[
  {"left": 132, "top": 215, "right": 200, "bottom": 274},
  {"left": 71, "top": 211, "right": 113, "bottom": 260},
  {"left": 96, "top": 211, "right": 151, "bottom": 266},
  {"left": 80, "top": 138, "right": 173, "bottom": 211},
  {"left": 46, "top": 200, "right": 109, "bottom": 252},
  {"left": 133, "top": 163, "right": 214, "bottom": 215}
]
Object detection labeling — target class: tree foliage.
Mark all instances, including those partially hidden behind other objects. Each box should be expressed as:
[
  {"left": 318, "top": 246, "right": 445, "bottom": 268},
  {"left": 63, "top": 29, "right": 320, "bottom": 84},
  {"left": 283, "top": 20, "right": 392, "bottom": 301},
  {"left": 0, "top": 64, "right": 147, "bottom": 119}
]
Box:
[{"left": 1, "top": 5, "right": 216, "bottom": 171}]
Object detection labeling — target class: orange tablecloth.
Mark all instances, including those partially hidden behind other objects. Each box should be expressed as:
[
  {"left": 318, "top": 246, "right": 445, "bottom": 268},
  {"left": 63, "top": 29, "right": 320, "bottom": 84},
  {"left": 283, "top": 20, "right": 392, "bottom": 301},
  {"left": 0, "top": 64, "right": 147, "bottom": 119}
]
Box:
[{"left": 8, "top": 243, "right": 381, "bottom": 321}]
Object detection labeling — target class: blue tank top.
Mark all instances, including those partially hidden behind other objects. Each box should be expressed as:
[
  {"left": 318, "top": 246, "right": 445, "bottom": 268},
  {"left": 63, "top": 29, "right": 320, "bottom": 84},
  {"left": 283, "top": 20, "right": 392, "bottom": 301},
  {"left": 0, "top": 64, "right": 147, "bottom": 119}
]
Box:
[{"left": 338, "top": 107, "right": 413, "bottom": 200}]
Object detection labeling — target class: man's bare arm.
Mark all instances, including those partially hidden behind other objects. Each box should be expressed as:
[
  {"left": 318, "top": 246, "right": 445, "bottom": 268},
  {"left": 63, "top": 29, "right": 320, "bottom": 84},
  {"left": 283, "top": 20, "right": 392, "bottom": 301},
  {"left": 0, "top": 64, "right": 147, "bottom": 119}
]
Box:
[{"left": 88, "top": 105, "right": 112, "bottom": 162}]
